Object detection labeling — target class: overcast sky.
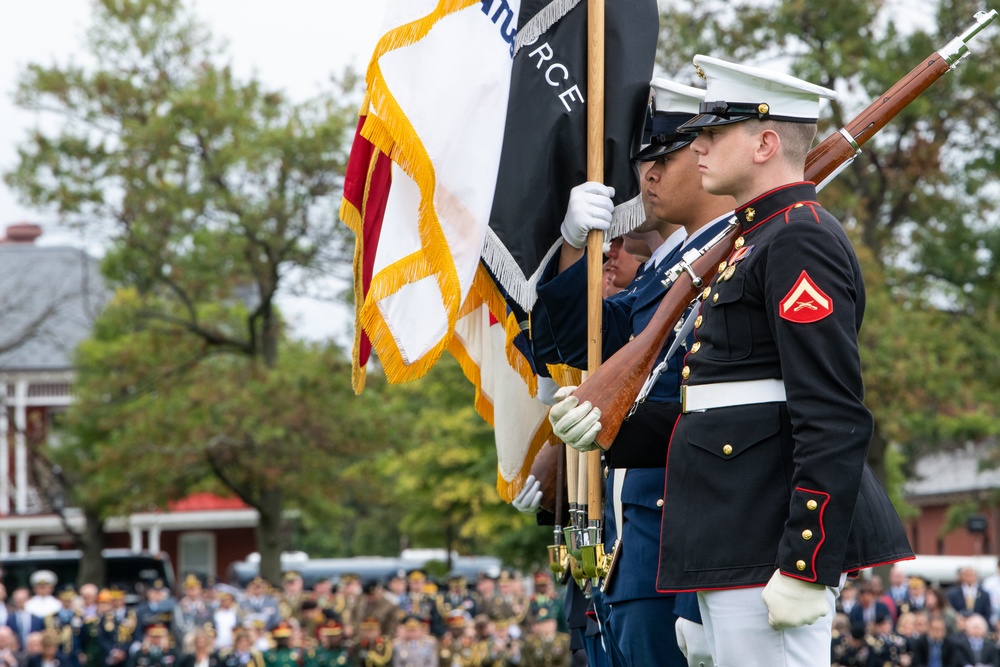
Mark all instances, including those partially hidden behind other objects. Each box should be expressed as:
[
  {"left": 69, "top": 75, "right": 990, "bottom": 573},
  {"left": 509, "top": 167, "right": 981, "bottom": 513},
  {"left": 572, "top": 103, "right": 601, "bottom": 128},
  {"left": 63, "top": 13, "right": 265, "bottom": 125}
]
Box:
[{"left": 0, "top": 0, "right": 389, "bottom": 341}]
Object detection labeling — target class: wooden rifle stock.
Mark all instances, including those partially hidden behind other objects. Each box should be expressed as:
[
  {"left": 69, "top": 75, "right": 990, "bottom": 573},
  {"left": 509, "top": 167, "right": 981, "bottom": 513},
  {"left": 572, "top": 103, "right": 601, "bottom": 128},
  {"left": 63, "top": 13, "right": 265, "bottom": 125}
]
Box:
[
  {"left": 573, "top": 224, "right": 740, "bottom": 448},
  {"left": 570, "top": 10, "right": 997, "bottom": 451}
]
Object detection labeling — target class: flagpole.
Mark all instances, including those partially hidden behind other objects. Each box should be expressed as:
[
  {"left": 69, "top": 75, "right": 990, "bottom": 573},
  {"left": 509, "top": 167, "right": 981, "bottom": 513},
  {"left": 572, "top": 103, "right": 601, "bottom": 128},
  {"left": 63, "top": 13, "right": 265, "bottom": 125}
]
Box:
[{"left": 582, "top": 0, "right": 605, "bottom": 579}]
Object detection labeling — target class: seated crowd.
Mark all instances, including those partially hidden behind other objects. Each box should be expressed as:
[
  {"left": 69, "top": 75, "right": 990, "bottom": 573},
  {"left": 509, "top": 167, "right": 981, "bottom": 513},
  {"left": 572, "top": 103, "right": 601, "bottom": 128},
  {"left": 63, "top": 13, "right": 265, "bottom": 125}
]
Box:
[
  {"left": 833, "top": 564, "right": 1000, "bottom": 666},
  {"left": 0, "top": 567, "right": 573, "bottom": 667}
]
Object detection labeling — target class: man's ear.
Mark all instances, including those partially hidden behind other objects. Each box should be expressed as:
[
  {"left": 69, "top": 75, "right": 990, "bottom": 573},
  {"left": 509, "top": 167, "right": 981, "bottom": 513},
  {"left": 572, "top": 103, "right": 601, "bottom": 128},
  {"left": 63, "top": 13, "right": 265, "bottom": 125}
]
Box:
[{"left": 753, "top": 127, "right": 782, "bottom": 164}]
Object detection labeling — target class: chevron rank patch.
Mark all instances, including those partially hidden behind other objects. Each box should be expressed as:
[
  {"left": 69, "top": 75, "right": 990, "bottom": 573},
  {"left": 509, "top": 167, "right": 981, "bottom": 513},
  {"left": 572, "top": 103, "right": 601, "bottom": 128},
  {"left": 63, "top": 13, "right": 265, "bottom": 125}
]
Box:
[{"left": 779, "top": 271, "right": 832, "bottom": 323}]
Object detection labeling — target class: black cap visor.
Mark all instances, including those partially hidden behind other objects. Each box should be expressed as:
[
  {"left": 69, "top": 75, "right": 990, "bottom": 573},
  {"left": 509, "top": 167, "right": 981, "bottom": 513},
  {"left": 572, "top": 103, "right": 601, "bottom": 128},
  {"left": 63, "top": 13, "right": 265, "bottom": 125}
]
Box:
[{"left": 633, "top": 137, "right": 695, "bottom": 162}]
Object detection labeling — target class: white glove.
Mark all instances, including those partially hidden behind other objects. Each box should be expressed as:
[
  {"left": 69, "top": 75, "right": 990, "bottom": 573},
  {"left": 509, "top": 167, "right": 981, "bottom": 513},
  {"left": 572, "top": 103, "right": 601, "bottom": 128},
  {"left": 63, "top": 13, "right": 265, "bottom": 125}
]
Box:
[
  {"left": 536, "top": 377, "right": 560, "bottom": 406},
  {"left": 675, "top": 617, "right": 688, "bottom": 658},
  {"left": 548, "top": 385, "right": 601, "bottom": 452},
  {"left": 761, "top": 569, "right": 829, "bottom": 630},
  {"left": 560, "top": 182, "right": 615, "bottom": 249},
  {"left": 675, "top": 617, "right": 714, "bottom": 666},
  {"left": 511, "top": 475, "right": 543, "bottom": 514}
]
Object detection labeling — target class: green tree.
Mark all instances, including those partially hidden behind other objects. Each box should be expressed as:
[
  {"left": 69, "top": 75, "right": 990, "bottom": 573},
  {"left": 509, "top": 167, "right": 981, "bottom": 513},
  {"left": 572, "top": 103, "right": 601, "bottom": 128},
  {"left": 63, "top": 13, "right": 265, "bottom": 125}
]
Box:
[
  {"left": 64, "top": 288, "right": 387, "bottom": 583},
  {"left": 656, "top": 0, "right": 1000, "bottom": 486},
  {"left": 301, "top": 356, "right": 551, "bottom": 568},
  {"left": 4, "top": 0, "right": 360, "bottom": 582}
]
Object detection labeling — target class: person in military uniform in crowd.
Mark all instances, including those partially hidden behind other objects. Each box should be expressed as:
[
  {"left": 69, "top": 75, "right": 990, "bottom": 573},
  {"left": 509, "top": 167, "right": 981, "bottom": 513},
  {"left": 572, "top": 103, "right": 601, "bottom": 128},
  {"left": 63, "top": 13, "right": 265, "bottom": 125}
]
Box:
[
  {"left": 296, "top": 601, "right": 326, "bottom": 646},
  {"left": 172, "top": 575, "right": 214, "bottom": 646},
  {"left": 103, "top": 589, "right": 136, "bottom": 667},
  {"left": 133, "top": 582, "right": 175, "bottom": 649},
  {"left": 26, "top": 571, "right": 62, "bottom": 618},
  {"left": 305, "top": 620, "right": 350, "bottom": 667},
  {"left": 390, "top": 615, "right": 436, "bottom": 667},
  {"left": 520, "top": 602, "right": 569, "bottom": 667},
  {"left": 26, "top": 630, "right": 71, "bottom": 667},
  {"left": 311, "top": 580, "right": 335, "bottom": 614},
  {"left": 80, "top": 589, "right": 114, "bottom": 667},
  {"left": 46, "top": 586, "right": 83, "bottom": 667},
  {"left": 485, "top": 618, "right": 520, "bottom": 667},
  {"left": 352, "top": 584, "right": 396, "bottom": 642},
  {"left": 353, "top": 617, "right": 392, "bottom": 667},
  {"left": 241, "top": 579, "right": 280, "bottom": 632},
  {"left": 263, "top": 622, "right": 302, "bottom": 667},
  {"left": 220, "top": 629, "right": 267, "bottom": 667},
  {"left": 126, "top": 624, "right": 178, "bottom": 667},
  {"left": 830, "top": 623, "right": 874, "bottom": 667},
  {"left": 435, "top": 578, "right": 476, "bottom": 630},
  {"left": 525, "top": 574, "right": 564, "bottom": 635},
  {"left": 278, "top": 574, "right": 307, "bottom": 626},
  {"left": 488, "top": 574, "right": 526, "bottom": 637},
  {"left": 329, "top": 576, "right": 364, "bottom": 641},
  {"left": 436, "top": 611, "right": 469, "bottom": 667},
  {"left": 469, "top": 577, "right": 500, "bottom": 628},
  {"left": 867, "top": 612, "right": 910, "bottom": 666},
  {"left": 398, "top": 573, "right": 435, "bottom": 624}
]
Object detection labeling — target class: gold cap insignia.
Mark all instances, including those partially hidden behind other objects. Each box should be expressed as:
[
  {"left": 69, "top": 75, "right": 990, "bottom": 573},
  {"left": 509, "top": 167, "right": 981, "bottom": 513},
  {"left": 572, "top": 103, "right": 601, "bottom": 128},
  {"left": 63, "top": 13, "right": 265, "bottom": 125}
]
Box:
[{"left": 758, "top": 103, "right": 769, "bottom": 115}]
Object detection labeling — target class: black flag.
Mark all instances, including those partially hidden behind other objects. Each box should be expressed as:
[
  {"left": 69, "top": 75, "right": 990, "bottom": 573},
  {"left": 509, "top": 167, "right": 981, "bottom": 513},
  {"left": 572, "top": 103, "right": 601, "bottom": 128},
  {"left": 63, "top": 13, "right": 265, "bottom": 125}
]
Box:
[{"left": 481, "top": 0, "right": 658, "bottom": 312}]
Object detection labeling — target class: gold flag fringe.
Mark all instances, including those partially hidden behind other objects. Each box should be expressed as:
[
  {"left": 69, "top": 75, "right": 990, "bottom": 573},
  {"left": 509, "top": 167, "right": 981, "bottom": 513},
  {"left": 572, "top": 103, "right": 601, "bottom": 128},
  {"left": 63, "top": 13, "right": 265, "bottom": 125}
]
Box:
[{"left": 340, "top": 0, "right": 481, "bottom": 388}]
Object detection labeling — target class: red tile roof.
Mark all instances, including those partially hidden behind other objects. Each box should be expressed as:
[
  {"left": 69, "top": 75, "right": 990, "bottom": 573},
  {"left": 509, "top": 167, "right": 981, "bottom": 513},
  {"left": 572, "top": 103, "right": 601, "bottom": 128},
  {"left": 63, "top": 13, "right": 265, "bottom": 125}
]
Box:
[{"left": 167, "top": 493, "right": 248, "bottom": 512}]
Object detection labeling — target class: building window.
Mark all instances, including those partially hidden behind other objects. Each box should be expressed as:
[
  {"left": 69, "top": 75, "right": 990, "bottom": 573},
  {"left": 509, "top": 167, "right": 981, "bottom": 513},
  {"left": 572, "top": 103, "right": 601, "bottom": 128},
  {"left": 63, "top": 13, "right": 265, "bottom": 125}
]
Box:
[{"left": 179, "top": 532, "right": 216, "bottom": 578}]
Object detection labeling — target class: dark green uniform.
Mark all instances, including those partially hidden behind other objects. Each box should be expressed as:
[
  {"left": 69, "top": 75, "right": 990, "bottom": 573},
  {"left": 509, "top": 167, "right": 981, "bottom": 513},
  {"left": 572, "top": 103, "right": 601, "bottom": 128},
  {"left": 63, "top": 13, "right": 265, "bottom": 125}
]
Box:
[
  {"left": 305, "top": 647, "right": 351, "bottom": 667},
  {"left": 263, "top": 647, "right": 303, "bottom": 667}
]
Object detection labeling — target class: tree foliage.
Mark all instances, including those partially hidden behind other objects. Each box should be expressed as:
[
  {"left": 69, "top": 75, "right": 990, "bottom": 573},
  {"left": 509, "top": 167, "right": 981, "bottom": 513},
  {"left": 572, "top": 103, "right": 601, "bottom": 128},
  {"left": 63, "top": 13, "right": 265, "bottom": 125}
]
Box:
[{"left": 4, "top": 0, "right": 363, "bottom": 582}]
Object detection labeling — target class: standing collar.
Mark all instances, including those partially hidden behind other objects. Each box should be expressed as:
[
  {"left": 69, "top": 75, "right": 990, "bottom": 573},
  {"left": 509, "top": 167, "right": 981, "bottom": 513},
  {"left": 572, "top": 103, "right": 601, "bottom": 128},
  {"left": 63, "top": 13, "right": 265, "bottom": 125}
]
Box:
[{"left": 736, "top": 182, "right": 818, "bottom": 231}]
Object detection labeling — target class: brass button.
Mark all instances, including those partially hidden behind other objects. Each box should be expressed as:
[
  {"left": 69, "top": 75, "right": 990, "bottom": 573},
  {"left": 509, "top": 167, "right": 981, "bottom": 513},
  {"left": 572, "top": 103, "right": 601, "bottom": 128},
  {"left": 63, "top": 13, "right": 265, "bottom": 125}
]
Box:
[
  {"left": 802, "top": 529, "right": 813, "bottom": 541},
  {"left": 604, "top": 466, "right": 609, "bottom": 478},
  {"left": 796, "top": 560, "right": 807, "bottom": 571},
  {"left": 682, "top": 366, "right": 690, "bottom": 380},
  {"left": 629, "top": 334, "right": 635, "bottom": 341},
  {"left": 718, "top": 262, "right": 727, "bottom": 274},
  {"left": 656, "top": 499, "right": 664, "bottom": 508},
  {"left": 794, "top": 203, "right": 804, "bottom": 208},
  {"left": 806, "top": 500, "right": 818, "bottom": 511},
  {"left": 722, "top": 444, "right": 733, "bottom": 456},
  {"left": 734, "top": 236, "right": 745, "bottom": 249},
  {"left": 694, "top": 315, "right": 703, "bottom": 329},
  {"left": 701, "top": 287, "right": 711, "bottom": 300},
  {"left": 712, "top": 293, "right": 719, "bottom": 304},
  {"left": 691, "top": 342, "right": 701, "bottom": 354}
]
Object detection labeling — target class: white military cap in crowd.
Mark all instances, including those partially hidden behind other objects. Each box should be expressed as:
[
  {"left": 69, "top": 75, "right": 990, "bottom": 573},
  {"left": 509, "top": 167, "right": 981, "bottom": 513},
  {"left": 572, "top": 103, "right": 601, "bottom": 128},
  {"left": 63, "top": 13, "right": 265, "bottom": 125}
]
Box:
[
  {"left": 678, "top": 54, "right": 837, "bottom": 131},
  {"left": 634, "top": 78, "right": 706, "bottom": 162},
  {"left": 29, "top": 569, "right": 57, "bottom": 586}
]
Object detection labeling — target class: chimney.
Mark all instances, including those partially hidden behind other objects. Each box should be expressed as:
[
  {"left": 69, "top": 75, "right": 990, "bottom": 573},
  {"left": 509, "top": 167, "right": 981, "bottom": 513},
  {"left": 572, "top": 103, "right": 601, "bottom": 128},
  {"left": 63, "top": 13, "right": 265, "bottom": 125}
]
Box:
[{"left": 1, "top": 223, "right": 43, "bottom": 244}]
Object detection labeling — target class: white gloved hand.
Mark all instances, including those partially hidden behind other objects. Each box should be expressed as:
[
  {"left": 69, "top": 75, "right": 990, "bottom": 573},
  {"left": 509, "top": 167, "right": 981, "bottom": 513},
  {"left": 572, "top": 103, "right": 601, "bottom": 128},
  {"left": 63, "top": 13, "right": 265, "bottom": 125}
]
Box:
[
  {"left": 536, "top": 377, "right": 560, "bottom": 406},
  {"left": 560, "top": 182, "right": 615, "bottom": 249},
  {"left": 548, "top": 385, "right": 601, "bottom": 452},
  {"left": 511, "top": 475, "right": 543, "bottom": 514},
  {"left": 675, "top": 617, "right": 689, "bottom": 658},
  {"left": 761, "top": 569, "right": 829, "bottom": 630}
]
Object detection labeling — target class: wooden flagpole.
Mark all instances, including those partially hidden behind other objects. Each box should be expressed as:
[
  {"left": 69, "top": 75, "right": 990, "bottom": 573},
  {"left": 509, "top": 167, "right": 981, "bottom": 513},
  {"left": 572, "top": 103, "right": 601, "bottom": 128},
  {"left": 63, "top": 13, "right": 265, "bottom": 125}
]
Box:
[{"left": 585, "top": 0, "right": 605, "bottom": 525}]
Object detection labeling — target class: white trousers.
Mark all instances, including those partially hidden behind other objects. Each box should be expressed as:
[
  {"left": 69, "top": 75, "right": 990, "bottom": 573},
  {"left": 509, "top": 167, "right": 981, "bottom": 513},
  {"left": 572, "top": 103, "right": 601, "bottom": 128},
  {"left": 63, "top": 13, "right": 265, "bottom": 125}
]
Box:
[{"left": 697, "top": 579, "right": 842, "bottom": 667}]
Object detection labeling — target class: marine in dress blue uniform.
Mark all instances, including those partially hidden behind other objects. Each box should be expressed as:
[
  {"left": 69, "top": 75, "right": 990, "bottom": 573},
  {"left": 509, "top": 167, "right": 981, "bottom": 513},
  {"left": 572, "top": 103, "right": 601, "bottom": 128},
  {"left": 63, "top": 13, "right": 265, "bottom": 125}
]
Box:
[
  {"left": 653, "top": 55, "right": 914, "bottom": 666},
  {"left": 535, "top": 78, "right": 737, "bottom": 667}
]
